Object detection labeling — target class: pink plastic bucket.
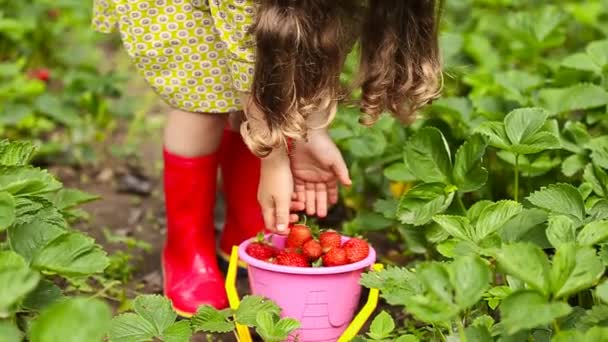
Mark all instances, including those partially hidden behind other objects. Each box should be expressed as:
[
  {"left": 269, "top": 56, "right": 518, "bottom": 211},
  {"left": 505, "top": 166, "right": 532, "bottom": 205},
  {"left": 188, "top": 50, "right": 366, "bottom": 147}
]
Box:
[{"left": 238, "top": 234, "right": 376, "bottom": 342}]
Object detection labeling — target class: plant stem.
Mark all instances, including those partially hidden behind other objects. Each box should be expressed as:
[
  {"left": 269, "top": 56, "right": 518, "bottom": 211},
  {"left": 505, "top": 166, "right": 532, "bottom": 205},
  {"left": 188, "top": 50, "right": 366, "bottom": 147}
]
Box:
[
  {"left": 514, "top": 154, "right": 520, "bottom": 202},
  {"left": 553, "top": 320, "right": 561, "bottom": 334},
  {"left": 456, "top": 318, "right": 468, "bottom": 342},
  {"left": 457, "top": 195, "right": 467, "bottom": 215}
]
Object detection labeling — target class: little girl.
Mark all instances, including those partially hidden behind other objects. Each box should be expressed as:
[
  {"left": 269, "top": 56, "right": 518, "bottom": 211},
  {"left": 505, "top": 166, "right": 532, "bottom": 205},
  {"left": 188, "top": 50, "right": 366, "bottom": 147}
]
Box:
[{"left": 92, "top": 0, "right": 441, "bottom": 316}]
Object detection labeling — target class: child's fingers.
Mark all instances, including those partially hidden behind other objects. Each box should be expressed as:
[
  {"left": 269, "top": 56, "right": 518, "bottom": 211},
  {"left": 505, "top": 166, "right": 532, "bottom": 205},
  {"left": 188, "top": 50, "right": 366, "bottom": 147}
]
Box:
[
  {"left": 327, "top": 183, "right": 339, "bottom": 205},
  {"left": 331, "top": 155, "right": 351, "bottom": 186},
  {"left": 305, "top": 182, "right": 316, "bottom": 215},
  {"left": 290, "top": 199, "right": 305, "bottom": 212},
  {"left": 295, "top": 183, "right": 306, "bottom": 203},
  {"left": 289, "top": 213, "right": 299, "bottom": 223},
  {"left": 315, "top": 182, "right": 328, "bottom": 217},
  {"left": 274, "top": 195, "right": 291, "bottom": 234},
  {"left": 261, "top": 205, "right": 277, "bottom": 234}
]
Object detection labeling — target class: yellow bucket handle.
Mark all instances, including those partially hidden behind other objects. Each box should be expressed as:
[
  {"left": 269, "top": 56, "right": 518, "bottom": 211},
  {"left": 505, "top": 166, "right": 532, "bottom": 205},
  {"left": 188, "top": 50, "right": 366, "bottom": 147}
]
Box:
[
  {"left": 226, "top": 246, "right": 383, "bottom": 342},
  {"left": 226, "top": 246, "right": 253, "bottom": 342}
]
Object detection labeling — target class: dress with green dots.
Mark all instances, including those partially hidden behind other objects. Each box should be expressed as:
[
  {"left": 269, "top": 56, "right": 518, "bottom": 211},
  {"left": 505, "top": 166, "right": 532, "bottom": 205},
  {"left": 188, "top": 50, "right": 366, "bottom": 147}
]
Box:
[{"left": 92, "top": 0, "right": 256, "bottom": 113}]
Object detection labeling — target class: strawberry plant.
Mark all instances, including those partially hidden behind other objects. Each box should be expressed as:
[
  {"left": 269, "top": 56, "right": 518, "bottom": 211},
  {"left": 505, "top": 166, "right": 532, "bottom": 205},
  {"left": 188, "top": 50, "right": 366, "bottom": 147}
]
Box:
[
  {"left": 336, "top": 1, "right": 608, "bottom": 340},
  {"left": 0, "top": 0, "right": 127, "bottom": 163}
]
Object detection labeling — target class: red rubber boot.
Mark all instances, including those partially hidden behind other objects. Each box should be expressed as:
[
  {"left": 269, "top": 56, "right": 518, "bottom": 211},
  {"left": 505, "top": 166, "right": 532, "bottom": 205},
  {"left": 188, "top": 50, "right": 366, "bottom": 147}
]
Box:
[
  {"left": 162, "top": 148, "right": 228, "bottom": 316},
  {"left": 218, "top": 130, "right": 266, "bottom": 261}
]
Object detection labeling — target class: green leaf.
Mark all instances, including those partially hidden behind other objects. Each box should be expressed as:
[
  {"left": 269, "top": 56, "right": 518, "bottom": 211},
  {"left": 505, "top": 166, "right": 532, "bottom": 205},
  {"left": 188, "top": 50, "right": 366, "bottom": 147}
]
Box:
[
  {"left": 403, "top": 127, "right": 452, "bottom": 184},
  {"left": 500, "top": 209, "right": 548, "bottom": 243},
  {"left": 562, "top": 52, "right": 602, "bottom": 73},
  {"left": 453, "top": 134, "right": 489, "bottom": 192},
  {"left": 527, "top": 183, "right": 585, "bottom": 222},
  {"left": 432, "top": 215, "right": 474, "bottom": 242},
  {"left": 448, "top": 256, "right": 492, "bottom": 308},
  {"left": 405, "top": 263, "right": 460, "bottom": 322},
  {"left": 162, "top": 321, "right": 193, "bottom": 342},
  {"left": 496, "top": 243, "right": 551, "bottom": 295},
  {"left": 510, "top": 131, "right": 561, "bottom": 154},
  {"left": 0, "top": 191, "right": 15, "bottom": 230},
  {"left": 32, "top": 232, "right": 109, "bottom": 276},
  {"left": 500, "top": 290, "right": 572, "bottom": 335},
  {"left": 546, "top": 215, "right": 577, "bottom": 248},
  {"left": 368, "top": 311, "right": 395, "bottom": 340},
  {"left": 395, "top": 335, "right": 420, "bottom": 342},
  {"left": 235, "top": 295, "right": 281, "bottom": 327},
  {"left": 8, "top": 207, "right": 66, "bottom": 262},
  {"left": 474, "top": 201, "right": 522, "bottom": 242},
  {"left": 538, "top": 84, "right": 608, "bottom": 114},
  {"left": 383, "top": 163, "right": 416, "bottom": 182},
  {"left": 588, "top": 136, "right": 608, "bottom": 169},
  {"left": 597, "top": 281, "right": 608, "bottom": 304},
  {"left": 584, "top": 164, "right": 608, "bottom": 197},
  {"left": 551, "top": 244, "right": 604, "bottom": 299},
  {"left": 0, "top": 251, "right": 40, "bottom": 316},
  {"left": 109, "top": 313, "right": 155, "bottom": 342},
  {"left": 397, "top": 183, "right": 455, "bottom": 226},
  {"left": 578, "top": 220, "right": 608, "bottom": 245},
  {"left": 133, "top": 295, "right": 176, "bottom": 335},
  {"left": 30, "top": 298, "right": 111, "bottom": 342},
  {"left": 0, "top": 166, "right": 62, "bottom": 197},
  {"left": 192, "top": 305, "right": 234, "bottom": 333},
  {"left": 587, "top": 40, "right": 608, "bottom": 67},
  {"left": 504, "top": 108, "right": 548, "bottom": 145},
  {"left": 34, "top": 94, "right": 82, "bottom": 127},
  {"left": 474, "top": 122, "right": 510, "bottom": 150},
  {"left": 0, "top": 321, "right": 22, "bottom": 342},
  {"left": 53, "top": 189, "right": 99, "bottom": 210},
  {"left": 0, "top": 140, "right": 37, "bottom": 166},
  {"left": 465, "top": 325, "right": 492, "bottom": 342},
  {"left": 23, "top": 279, "right": 64, "bottom": 311},
  {"left": 255, "top": 312, "right": 299, "bottom": 342},
  {"left": 467, "top": 200, "right": 494, "bottom": 224},
  {"left": 360, "top": 266, "right": 424, "bottom": 306},
  {"left": 562, "top": 154, "right": 587, "bottom": 177},
  {"left": 554, "top": 326, "right": 608, "bottom": 342}
]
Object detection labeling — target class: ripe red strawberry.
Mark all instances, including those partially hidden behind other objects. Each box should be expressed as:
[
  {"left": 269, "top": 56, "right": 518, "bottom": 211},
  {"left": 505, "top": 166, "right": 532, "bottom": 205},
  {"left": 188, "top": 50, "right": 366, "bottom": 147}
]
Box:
[
  {"left": 246, "top": 242, "right": 276, "bottom": 261},
  {"left": 343, "top": 238, "right": 370, "bottom": 263},
  {"left": 276, "top": 251, "right": 309, "bottom": 267},
  {"left": 322, "top": 247, "right": 347, "bottom": 267},
  {"left": 302, "top": 239, "right": 322, "bottom": 261},
  {"left": 29, "top": 68, "right": 50, "bottom": 82},
  {"left": 319, "top": 230, "right": 341, "bottom": 252},
  {"left": 286, "top": 224, "right": 313, "bottom": 249},
  {"left": 245, "top": 233, "right": 276, "bottom": 261}
]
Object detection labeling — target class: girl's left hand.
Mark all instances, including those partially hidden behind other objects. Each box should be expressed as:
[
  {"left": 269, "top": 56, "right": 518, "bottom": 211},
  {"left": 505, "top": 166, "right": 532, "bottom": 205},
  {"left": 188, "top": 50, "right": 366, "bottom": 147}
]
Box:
[{"left": 290, "top": 128, "right": 351, "bottom": 217}]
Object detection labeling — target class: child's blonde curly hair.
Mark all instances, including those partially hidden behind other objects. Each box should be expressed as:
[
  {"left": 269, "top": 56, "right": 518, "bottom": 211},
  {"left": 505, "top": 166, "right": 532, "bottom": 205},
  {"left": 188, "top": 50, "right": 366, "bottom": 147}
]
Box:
[{"left": 242, "top": 0, "right": 443, "bottom": 157}]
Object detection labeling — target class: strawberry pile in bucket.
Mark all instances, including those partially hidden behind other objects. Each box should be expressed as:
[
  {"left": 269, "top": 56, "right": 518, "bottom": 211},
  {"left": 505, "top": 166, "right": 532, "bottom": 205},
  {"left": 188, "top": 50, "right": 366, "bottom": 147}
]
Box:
[{"left": 245, "top": 224, "right": 370, "bottom": 267}]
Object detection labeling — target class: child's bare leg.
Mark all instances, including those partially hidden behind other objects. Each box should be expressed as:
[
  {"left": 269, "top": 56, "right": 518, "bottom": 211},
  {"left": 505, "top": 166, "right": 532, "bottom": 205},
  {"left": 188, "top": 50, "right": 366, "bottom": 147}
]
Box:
[{"left": 164, "top": 109, "right": 227, "bottom": 156}]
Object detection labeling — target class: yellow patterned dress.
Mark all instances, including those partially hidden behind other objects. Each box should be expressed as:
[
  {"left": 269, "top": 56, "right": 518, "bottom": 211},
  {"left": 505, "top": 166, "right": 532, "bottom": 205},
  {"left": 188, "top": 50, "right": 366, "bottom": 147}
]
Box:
[{"left": 92, "top": 0, "right": 256, "bottom": 113}]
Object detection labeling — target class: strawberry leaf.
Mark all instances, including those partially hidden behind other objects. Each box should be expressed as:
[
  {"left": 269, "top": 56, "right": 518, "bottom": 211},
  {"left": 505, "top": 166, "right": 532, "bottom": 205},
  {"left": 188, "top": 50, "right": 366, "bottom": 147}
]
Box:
[
  {"left": 0, "top": 251, "right": 40, "bottom": 316},
  {"left": 162, "top": 321, "right": 193, "bottom": 342},
  {"left": 397, "top": 183, "right": 455, "bottom": 226},
  {"left": 191, "top": 305, "right": 234, "bottom": 333},
  {"left": 368, "top": 311, "right": 395, "bottom": 340},
  {"left": 452, "top": 134, "right": 489, "bottom": 192},
  {"left": 403, "top": 127, "right": 452, "bottom": 184},
  {"left": 583, "top": 164, "right": 608, "bottom": 197},
  {"left": 538, "top": 83, "right": 608, "bottom": 115},
  {"left": 32, "top": 232, "right": 109, "bottom": 277},
  {"left": 474, "top": 200, "right": 522, "bottom": 242},
  {"left": 0, "top": 166, "right": 62, "bottom": 197},
  {"left": 527, "top": 183, "right": 585, "bottom": 223},
  {"left": 235, "top": 295, "right": 281, "bottom": 327},
  {"left": 0, "top": 191, "right": 15, "bottom": 231},
  {"left": 496, "top": 243, "right": 551, "bottom": 295},
  {"left": 546, "top": 215, "right": 577, "bottom": 248},
  {"left": 109, "top": 313, "right": 156, "bottom": 341},
  {"left": 504, "top": 108, "right": 548, "bottom": 145},
  {"left": 0, "top": 140, "right": 37, "bottom": 166},
  {"left": 133, "top": 295, "right": 177, "bottom": 335},
  {"left": 500, "top": 290, "right": 571, "bottom": 335},
  {"left": 0, "top": 321, "right": 21, "bottom": 342},
  {"left": 577, "top": 220, "right": 608, "bottom": 246},
  {"left": 551, "top": 244, "right": 604, "bottom": 299},
  {"left": 30, "top": 298, "right": 111, "bottom": 342},
  {"left": 255, "top": 312, "right": 299, "bottom": 342},
  {"left": 587, "top": 136, "right": 608, "bottom": 169}
]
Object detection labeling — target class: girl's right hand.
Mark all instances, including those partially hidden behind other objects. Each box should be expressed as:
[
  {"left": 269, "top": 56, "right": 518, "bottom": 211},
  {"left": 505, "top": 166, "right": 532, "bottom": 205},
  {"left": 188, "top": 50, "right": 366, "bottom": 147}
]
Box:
[{"left": 258, "top": 147, "right": 304, "bottom": 234}]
